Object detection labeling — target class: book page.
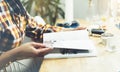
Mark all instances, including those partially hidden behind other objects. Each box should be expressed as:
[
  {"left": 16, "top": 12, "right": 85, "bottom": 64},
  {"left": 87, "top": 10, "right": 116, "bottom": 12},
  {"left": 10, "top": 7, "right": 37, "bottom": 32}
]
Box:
[
  {"left": 43, "top": 30, "right": 89, "bottom": 42},
  {"left": 52, "top": 40, "right": 95, "bottom": 50}
]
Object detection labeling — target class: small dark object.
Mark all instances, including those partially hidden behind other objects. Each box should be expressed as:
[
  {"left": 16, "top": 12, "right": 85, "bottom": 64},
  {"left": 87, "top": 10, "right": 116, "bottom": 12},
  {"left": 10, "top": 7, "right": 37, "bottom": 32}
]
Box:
[
  {"left": 60, "top": 49, "right": 89, "bottom": 54},
  {"left": 70, "top": 21, "right": 80, "bottom": 28},
  {"left": 91, "top": 29, "right": 105, "bottom": 35},
  {"left": 56, "top": 23, "right": 64, "bottom": 27},
  {"left": 63, "top": 23, "right": 70, "bottom": 28},
  {"left": 57, "top": 21, "right": 80, "bottom": 28}
]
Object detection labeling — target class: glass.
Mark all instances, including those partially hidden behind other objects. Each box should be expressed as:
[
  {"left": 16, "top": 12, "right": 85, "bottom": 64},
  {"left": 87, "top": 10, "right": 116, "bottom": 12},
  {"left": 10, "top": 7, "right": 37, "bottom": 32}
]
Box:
[
  {"left": 101, "top": 33, "right": 116, "bottom": 52},
  {"left": 86, "top": 0, "right": 95, "bottom": 22}
]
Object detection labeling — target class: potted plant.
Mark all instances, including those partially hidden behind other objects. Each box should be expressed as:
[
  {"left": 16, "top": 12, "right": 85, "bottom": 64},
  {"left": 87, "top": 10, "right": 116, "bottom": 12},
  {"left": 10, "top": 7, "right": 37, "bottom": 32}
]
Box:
[{"left": 21, "top": 0, "right": 65, "bottom": 26}]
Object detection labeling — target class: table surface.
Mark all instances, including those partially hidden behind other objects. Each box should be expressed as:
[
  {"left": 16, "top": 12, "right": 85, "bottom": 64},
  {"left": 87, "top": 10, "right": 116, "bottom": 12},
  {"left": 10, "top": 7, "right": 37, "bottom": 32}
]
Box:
[{"left": 39, "top": 19, "right": 120, "bottom": 72}]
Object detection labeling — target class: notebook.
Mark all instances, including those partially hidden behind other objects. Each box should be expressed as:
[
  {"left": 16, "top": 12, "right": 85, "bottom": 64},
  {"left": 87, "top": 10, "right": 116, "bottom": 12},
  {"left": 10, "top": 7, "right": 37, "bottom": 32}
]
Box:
[{"left": 43, "top": 30, "right": 97, "bottom": 58}]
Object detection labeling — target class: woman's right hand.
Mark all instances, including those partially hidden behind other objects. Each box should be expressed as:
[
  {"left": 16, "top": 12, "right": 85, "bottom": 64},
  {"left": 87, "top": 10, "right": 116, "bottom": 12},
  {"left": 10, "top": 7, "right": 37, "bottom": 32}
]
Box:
[
  {"left": 0, "top": 42, "right": 52, "bottom": 69},
  {"left": 15, "top": 42, "right": 53, "bottom": 59}
]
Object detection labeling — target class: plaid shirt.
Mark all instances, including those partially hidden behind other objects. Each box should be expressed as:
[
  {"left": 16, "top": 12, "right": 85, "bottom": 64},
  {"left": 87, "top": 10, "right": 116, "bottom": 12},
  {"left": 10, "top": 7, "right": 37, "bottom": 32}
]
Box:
[{"left": 0, "top": 0, "right": 62, "bottom": 52}]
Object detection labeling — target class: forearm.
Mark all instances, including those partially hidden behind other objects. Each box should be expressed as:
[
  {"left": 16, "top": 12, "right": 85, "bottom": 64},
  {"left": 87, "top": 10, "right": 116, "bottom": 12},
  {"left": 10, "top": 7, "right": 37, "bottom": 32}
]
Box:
[{"left": 0, "top": 48, "right": 19, "bottom": 70}]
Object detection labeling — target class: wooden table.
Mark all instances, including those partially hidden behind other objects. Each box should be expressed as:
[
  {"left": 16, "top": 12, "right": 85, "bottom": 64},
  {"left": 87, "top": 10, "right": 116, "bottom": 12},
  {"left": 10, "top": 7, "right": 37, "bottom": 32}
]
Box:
[{"left": 39, "top": 19, "right": 120, "bottom": 72}]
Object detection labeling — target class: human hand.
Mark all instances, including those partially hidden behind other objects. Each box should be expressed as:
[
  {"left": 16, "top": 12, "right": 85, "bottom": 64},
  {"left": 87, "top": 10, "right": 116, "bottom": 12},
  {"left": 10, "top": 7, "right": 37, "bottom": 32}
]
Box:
[{"left": 15, "top": 42, "right": 52, "bottom": 59}]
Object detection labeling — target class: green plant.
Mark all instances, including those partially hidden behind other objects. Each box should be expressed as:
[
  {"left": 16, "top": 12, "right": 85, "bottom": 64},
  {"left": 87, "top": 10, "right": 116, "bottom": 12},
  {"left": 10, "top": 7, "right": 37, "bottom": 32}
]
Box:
[{"left": 21, "top": 0, "right": 65, "bottom": 26}]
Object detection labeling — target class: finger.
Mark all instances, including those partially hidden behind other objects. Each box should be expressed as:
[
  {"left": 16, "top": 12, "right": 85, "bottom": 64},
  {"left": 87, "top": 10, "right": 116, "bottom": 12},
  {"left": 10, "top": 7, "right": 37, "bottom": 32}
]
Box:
[
  {"left": 32, "top": 42, "right": 46, "bottom": 48},
  {"left": 37, "top": 48, "right": 53, "bottom": 57}
]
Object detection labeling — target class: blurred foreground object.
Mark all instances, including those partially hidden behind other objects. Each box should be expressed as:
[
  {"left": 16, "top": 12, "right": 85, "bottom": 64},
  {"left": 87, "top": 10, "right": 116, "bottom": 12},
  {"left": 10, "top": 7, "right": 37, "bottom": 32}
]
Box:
[
  {"left": 56, "top": 20, "right": 80, "bottom": 28},
  {"left": 34, "top": 16, "right": 46, "bottom": 25}
]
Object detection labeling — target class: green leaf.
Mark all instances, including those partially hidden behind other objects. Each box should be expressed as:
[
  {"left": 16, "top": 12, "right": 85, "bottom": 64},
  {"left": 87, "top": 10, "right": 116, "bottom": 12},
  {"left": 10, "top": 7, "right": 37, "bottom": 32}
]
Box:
[{"left": 21, "top": 0, "right": 65, "bottom": 26}]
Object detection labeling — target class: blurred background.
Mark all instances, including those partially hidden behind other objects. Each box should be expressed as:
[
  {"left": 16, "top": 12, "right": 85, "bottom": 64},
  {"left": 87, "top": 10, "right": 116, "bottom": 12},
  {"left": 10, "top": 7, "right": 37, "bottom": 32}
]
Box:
[{"left": 20, "top": 0, "right": 120, "bottom": 26}]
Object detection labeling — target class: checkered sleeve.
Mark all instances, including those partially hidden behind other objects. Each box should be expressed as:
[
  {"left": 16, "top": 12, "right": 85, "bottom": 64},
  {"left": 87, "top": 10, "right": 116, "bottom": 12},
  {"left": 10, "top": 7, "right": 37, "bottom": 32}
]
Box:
[{"left": 25, "top": 13, "right": 62, "bottom": 42}]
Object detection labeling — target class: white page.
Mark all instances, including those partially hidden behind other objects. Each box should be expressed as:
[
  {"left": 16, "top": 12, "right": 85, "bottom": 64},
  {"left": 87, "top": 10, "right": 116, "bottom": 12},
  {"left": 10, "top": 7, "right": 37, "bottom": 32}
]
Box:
[
  {"left": 43, "top": 30, "right": 89, "bottom": 42},
  {"left": 52, "top": 40, "right": 95, "bottom": 50}
]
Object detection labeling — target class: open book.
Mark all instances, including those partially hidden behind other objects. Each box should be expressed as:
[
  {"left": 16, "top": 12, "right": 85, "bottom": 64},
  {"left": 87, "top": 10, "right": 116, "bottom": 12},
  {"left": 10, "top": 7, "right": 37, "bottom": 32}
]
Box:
[{"left": 43, "top": 30, "right": 97, "bottom": 58}]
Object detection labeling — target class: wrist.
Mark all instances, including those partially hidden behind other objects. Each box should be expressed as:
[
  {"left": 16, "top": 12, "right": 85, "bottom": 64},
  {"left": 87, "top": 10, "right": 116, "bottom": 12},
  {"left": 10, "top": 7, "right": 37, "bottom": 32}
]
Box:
[
  {"left": 6, "top": 48, "right": 20, "bottom": 62},
  {"left": 11, "top": 47, "right": 24, "bottom": 60},
  {"left": 0, "top": 48, "right": 20, "bottom": 68}
]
